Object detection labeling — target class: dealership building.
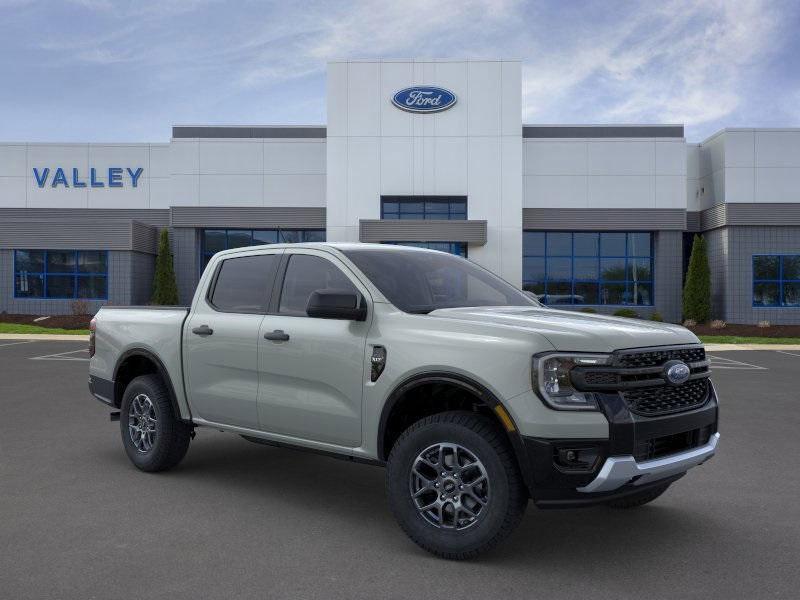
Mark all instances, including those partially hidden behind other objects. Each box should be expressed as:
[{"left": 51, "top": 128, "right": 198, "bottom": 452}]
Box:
[{"left": 1, "top": 59, "right": 799, "bottom": 323}]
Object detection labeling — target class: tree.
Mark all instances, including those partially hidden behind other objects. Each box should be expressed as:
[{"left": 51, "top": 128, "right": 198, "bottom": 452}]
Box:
[
  {"left": 683, "top": 234, "right": 711, "bottom": 322},
  {"left": 151, "top": 229, "right": 179, "bottom": 305}
]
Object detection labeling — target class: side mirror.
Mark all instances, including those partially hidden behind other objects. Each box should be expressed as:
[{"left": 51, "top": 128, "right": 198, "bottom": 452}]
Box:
[{"left": 306, "top": 289, "right": 367, "bottom": 321}]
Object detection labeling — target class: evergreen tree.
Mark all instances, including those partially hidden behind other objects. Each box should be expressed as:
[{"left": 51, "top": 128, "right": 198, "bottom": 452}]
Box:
[
  {"left": 151, "top": 229, "right": 179, "bottom": 305},
  {"left": 683, "top": 234, "right": 711, "bottom": 322}
]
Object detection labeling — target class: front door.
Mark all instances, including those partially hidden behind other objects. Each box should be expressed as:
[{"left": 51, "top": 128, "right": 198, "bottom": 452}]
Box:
[
  {"left": 184, "top": 250, "right": 282, "bottom": 429},
  {"left": 257, "top": 250, "right": 370, "bottom": 447}
]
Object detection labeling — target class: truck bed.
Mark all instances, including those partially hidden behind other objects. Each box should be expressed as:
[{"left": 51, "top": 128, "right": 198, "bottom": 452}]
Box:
[{"left": 90, "top": 305, "right": 191, "bottom": 418}]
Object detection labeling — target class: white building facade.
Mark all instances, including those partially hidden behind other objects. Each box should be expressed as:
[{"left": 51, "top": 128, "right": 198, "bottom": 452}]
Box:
[{"left": 1, "top": 59, "right": 799, "bottom": 324}]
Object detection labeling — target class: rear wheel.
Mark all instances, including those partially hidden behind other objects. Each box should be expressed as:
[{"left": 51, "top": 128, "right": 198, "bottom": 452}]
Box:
[
  {"left": 606, "top": 483, "right": 671, "bottom": 509},
  {"left": 386, "top": 411, "right": 527, "bottom": 560},
  {"left": 120, "top": 374, "right": 192, "bottom": 472}
]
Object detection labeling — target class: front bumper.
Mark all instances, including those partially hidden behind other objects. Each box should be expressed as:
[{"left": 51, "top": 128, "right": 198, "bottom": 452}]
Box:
[
  {"left": 519, "top": 380, "right": 719, "bottom": 508},
  {"left": 577, "top": 432, "right": 719, "bottom": 493}
]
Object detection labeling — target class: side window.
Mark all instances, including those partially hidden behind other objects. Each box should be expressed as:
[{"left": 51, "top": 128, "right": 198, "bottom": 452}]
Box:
[
  {"left": 209, "top": 254, "right": 280, "bottom": 313},
  {"left": 279, "top": 254, "right": 358, "bottom": 316}
]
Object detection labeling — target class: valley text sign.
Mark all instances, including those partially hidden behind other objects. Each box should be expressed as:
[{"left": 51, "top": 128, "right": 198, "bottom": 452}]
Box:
[
  {"left": 392, "top": 86, "right": 457, "bottom": 113},
  {"left": 32, "top": 167, "right": 144, "bottom": 188}
]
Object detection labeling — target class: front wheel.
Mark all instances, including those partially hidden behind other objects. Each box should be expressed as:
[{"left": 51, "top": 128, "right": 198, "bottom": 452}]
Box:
[
  {"left": 386, "top": 411, "right": 527, "bottom": 560},
  {"left": 120, "top": 374, "right": 192, "bottom": 472}
]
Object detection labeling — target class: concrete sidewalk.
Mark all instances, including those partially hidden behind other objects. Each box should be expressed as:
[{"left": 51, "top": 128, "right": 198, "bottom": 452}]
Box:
[
  {"left": 704, "top": 343, "right": 800, "bottom": 352},
  {"left": 0, "top": 333, "right": 89, "bottom": 341}
]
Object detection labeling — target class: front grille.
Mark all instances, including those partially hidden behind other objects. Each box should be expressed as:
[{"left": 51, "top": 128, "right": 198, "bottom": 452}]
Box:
[
  {"left": 634, "top": 425, "right": 714, "bottom": 462},
  {"left": 616, "top": 346, "right": 706, "bottom": 368},
  {"left": 623, "top": 378, "right": 709, "bottom": 416},
  {"left": 571, "top": 345, "right": 712, "bottom": 417},
  {"left": 583, "top": 371, "right": 618, "bottom": 385}
]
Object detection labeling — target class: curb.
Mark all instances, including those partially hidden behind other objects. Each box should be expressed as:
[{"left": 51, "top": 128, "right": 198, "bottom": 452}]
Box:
[
  {"left": 704, "top": 343, "right": 800, "bottom": 352},
  {"left": 0, "top": 333, "right": 89, "bottom": 341}
]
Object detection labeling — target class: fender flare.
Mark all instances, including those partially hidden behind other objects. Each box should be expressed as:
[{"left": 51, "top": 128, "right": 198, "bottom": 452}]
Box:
[
  {"left": 376, "top": 371, "right": 533, "bottom": 486},
  {"left": 113, "top": 348, "right": 190, "bottom": 421}
]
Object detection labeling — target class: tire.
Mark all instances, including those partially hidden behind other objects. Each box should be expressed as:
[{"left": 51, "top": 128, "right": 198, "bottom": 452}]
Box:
[
  {"left": 386, "top": 411, "right": 527, "bottom": 560},
  {"left": 606, "top": 483, "right": 671, "bottom": 509},
  {"left": 120, "top": 374, "right": 192, "bottom": 472}
]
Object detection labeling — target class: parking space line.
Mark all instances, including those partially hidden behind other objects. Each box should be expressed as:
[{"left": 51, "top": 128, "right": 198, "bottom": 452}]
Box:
[
  {"left": 776, "top": 350, "right": 800, "bottom": 358},
  {"left": 30, "top": 349, "right": 90, "bottom": 362},
  {"left": 0, "top": 341, "right": 36, "bottom": 349},
  {"left": 707, "top": 354, "right": 767, "bottom": 370}
]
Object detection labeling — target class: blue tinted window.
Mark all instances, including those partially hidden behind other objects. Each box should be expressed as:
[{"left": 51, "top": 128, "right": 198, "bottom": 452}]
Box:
[
  {"left": 385, "top": 241, "right": 467, "bottom": 258},
  {"left": 753, "top": 255, "right": 800, "bottom": 307},
  {"left": 14, "top": 250, "right": 108, "bottom": 299},
  {"left": 201, "top": 228, "right": 326, "bottom": 270},
  {"left": 522, "top": 231, "right": 653, "bottom": 306},
  {"left": 381, "top": 196, "right": 467, "bottom": 220}
]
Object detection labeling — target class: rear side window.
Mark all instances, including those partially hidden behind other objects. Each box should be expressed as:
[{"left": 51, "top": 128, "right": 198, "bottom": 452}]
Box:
[
  {"left": 279, "top": 254, "right": 358, "bottom": 316},
  {"left": 209, "top": 254, "right": 280, "bottom": 313}
]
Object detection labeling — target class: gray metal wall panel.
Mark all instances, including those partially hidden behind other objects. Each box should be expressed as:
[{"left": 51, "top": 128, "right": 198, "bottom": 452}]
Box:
[
  {"left": 700, "top": 204, "right": 727, "bottom": 231},
  {"left": 653, "top": 230, "right": 684, "bottom": 323},
  {"left": 170, "top": 228, "right": 200, "bottom": 305},
  {"left": 170, "top": 206, "right": 326, "bottom": 229},
  {"left": 172, "top": 126, "right": 326, "bottom": 139},
  {"left": 358, "top": 220, "right": 488, "bottom": 244},
  {"left": 704, "top": 227, "right": 729, "bottom": 320},
  {"left": 699, "top": 203, "right": 800, "bottom": 231},
  {"left": 523, "top": 209, "right": 687, "bottom": 231},
  {"left": 522, "top": 125, "right": 684, "bottom": 138},
  {"left": 0, "top": 220, "right": 134, "bottom": 250},
  {"left": 726, "top": 203, "right": 800, "bottom": 226},
  {"left": 131, "top": 251, "right": 155, "bottom": 305},
  {"left": 686, "top": 212, "right": 701, "bottom": 232},
  {"left": 720, "top": 225, "right": 800, "bottom": 325},
  {"left": 0, "top": 208, "right": 169, "bottom": 226},
  {"left": 131, "top": 221, "right": 159, "bottom": 255}
]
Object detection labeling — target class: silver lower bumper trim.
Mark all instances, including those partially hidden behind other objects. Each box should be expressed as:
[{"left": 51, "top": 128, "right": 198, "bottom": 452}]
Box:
[{"left": 577, "top": 432, "right": 720, "bottom": 494}]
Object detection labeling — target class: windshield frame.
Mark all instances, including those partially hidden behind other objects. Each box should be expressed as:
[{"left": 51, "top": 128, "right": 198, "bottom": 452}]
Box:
[{"left": 340, "top": 247, "right": 541, "bottom": 314}]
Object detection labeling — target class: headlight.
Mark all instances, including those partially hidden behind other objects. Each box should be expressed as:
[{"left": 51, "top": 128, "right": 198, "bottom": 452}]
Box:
[{"left": 532, "top": 353, "right": 611, "bottom": 411}]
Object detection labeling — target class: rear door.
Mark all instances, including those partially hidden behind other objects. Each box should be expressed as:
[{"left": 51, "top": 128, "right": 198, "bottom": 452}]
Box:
[
  {"left": 256, "top": 249, "right": 370, "bottom": 447},
  {"left": 184, "top": 250, "right": 282, "bottom": 428}
]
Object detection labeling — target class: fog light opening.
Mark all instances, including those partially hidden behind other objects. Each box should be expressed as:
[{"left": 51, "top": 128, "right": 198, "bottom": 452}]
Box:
[{"left": 555, "top": 446, "right": 601, "bottom": 472}]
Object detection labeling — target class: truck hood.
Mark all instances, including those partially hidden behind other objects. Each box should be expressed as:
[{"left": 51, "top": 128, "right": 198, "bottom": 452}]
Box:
[{"left": 427, "top": 306, "right": 700, "bottom": 353}]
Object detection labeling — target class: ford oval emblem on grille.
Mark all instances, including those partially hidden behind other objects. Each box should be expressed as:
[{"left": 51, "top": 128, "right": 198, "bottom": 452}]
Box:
[
  {"left": 664, "top": 361, "right": 691, "bottom": 386},
  {"left": 392, "top": 86, "right": 457, "bottom": 113}
]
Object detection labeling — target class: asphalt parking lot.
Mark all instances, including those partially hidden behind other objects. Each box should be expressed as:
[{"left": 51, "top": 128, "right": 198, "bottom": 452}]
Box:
[{"left": 1, "top": 340, "right": 799, "bottom": 599}]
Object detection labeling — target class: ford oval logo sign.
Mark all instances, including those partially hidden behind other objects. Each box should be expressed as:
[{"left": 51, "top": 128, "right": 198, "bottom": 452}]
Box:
[
  {"left": 664, "top": 361, "right": 691, "bottom": 386},
  {"left": 392, "top": 86, "right": 457, "bottom": 113}
]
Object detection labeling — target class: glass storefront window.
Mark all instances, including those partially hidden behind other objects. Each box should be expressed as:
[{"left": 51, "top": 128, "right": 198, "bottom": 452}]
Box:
[
  {"left": 753, "top": 255, "right": 800, "bottom": 307},
  {"left": 13, "top": 250, "right": 108, "bottom": 299},
  {"left": 384, "top": 241, "right": 467, "bottom": 258},
  {"left": 522, "top": 231, "right": 654, "bottom": 306},
  {"left": 381, "top": 196, "right": 467, "bottom": 220},
  {"left": 201, "top": 228, "right": 326, "bottom": 270}
]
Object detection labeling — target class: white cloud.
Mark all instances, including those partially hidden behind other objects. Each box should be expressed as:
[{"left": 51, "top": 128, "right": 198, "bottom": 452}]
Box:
[{"left": 520, "top": 0, "right": 784, "bottom": 131}]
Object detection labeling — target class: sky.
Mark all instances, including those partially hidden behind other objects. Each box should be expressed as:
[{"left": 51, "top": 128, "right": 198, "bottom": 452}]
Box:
[{"left": 0, "top": 0, "right": 798, "bottom": 143}]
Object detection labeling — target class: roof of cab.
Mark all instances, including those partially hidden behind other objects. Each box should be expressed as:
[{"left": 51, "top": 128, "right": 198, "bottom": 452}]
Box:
[{"left": 213, "top": 241, "right": 439, "bottom": 258}]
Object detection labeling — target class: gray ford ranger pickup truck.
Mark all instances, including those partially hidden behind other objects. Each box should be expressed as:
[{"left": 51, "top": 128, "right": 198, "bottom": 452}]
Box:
[{"left": 89, "top": 242, "right": 719, "bottom": 559}]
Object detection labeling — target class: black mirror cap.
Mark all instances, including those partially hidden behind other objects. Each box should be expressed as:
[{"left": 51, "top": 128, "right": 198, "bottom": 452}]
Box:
[{"left": 306, "top": 289, "right": 367, "bottom": 321}]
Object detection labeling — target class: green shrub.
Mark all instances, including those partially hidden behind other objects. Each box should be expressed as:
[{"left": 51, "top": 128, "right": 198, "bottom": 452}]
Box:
[
  {"left": 650, "top": 311, "right": 664, "bottom": 322},
  {"left": 613, "top": 308, "right": 640, "bottom": 319},
  {"left": 683, "top": 234, "right": 711, "bottom": 323},
  {"left": 579, "top": 307, "right": 597, "bottom": 313},
  {"left": 151, "top": 229, "right": 179, "bottom": 305}
]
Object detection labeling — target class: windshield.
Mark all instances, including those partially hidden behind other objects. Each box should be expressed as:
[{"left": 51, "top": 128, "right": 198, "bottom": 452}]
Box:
[{"left": 342, "top": 248, "right": 539, "bottom": 314}]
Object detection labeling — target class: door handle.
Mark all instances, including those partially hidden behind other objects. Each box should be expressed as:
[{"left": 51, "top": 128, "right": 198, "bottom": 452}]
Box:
[
  {"left": 192, "top": 325, "right": 214, "bottom": 336},
  {"left": 264, "top": 329, "right": 290, "bottom": 342}
]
